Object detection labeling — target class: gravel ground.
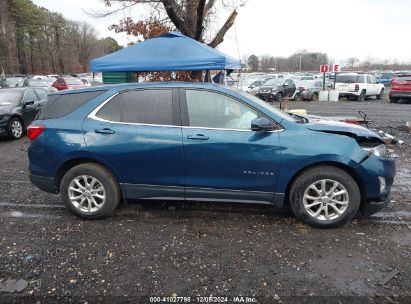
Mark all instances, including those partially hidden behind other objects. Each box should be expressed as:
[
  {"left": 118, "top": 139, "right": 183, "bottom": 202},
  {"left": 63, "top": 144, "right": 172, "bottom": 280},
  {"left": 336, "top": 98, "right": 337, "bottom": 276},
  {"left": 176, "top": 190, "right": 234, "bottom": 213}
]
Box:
[{"left": 0, "top": 97, "right": 410, "bottom": 303}]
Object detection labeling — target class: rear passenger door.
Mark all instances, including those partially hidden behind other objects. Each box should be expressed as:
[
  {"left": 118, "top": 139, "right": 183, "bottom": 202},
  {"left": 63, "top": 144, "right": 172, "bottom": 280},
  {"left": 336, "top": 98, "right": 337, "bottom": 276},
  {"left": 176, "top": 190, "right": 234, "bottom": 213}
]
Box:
[{"left": 83, "top": 88, "right": 185, "bottom": 200}]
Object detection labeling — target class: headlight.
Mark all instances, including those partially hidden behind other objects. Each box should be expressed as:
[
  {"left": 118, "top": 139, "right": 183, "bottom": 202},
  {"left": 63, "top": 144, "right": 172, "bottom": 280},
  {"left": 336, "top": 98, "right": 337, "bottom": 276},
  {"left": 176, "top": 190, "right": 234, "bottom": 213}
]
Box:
[
  {"left": 271, "top": 86, "right": 278, "bottom": 92},
  {"left": 363, "top": 144, "right": 389, "bottom": 158}
]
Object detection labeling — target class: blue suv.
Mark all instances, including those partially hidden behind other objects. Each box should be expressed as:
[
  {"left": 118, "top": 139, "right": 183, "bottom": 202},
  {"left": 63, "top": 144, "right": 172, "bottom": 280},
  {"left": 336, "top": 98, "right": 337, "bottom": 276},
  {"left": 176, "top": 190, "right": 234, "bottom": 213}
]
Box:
[{"left": 28, "top": 83, "right": 395, "bottom": 228}]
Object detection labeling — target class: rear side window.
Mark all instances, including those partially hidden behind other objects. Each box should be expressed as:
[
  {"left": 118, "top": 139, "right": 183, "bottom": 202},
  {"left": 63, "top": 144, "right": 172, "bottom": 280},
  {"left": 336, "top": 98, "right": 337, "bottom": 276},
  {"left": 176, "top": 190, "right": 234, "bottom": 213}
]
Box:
[
  {"left": 96, "top": 94, "right": 121, "bottom": 122},
  {"left": 122, "top": 90, "right": 173, "bottom": 125},
  {"left": 38, "top": 91, "right": 105, "bottom": 119},
  {"left": 95, "top": 89, "right": 174, "bottom": 125}
]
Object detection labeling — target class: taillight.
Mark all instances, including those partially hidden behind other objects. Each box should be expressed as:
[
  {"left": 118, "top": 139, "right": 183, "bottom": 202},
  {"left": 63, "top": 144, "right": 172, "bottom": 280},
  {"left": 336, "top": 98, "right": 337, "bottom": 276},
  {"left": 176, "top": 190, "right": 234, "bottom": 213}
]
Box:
[
  {"left": 27, "top": 125, "right": 45, "bottom": 141},
  {"left": 354, "top": 84, "right": 359, "bottom": 91}
]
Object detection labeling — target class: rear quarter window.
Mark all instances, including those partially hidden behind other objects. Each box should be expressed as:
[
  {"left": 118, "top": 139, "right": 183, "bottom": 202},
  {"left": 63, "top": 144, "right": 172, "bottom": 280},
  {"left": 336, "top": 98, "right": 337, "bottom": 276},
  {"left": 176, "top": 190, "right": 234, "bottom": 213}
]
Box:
[{"left": 38, "top": 91, "right": 105, "bottom": 120}]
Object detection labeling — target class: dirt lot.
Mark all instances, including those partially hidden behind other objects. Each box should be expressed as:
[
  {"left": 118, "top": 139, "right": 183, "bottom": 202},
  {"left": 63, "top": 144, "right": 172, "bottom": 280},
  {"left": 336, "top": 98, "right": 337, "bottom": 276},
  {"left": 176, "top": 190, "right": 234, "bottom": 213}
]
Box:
[{"left": 0, "top": 97, "right": 410, "bottom": 303}]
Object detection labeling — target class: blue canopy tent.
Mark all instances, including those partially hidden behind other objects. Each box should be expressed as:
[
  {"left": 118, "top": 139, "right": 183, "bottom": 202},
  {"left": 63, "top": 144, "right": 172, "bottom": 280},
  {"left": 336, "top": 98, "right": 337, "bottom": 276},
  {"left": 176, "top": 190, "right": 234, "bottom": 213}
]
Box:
[{"left": 91, "top": 32, "right": 240, "bottom": 74}]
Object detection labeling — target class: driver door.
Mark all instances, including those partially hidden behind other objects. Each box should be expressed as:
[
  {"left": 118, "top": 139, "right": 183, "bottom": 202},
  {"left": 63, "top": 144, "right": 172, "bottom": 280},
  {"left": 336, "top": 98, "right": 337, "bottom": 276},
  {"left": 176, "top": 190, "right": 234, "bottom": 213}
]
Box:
[{"left": 180, "top": 88, "right": 282, "bottom": 203}]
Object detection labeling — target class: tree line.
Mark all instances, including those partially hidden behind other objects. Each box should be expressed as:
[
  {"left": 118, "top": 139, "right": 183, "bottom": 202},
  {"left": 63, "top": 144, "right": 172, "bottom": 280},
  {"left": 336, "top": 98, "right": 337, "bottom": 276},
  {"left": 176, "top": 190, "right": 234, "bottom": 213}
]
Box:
[
  {"left": 0, "top": 0, "right": 122, "bottom": 75},
  {"left": 246, "top": 52, "right": 411, "bottom": 73}
]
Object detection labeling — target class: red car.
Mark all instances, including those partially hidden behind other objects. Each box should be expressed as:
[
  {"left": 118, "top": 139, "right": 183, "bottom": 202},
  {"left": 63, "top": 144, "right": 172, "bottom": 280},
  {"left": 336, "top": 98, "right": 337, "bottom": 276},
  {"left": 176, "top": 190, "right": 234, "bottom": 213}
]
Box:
[
  {"left": 52, "top": 77, "right": 88, "bottom": 91},
  {"left": 389, "top": 74, "right": 411, "bottom": 103}
]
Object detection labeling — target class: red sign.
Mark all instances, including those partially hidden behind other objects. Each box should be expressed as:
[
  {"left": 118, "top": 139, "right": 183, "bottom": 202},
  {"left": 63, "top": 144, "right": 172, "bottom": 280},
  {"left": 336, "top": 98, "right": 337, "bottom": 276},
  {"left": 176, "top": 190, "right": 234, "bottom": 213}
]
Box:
[
  {"left": 320, "top": 65, "right": 329, "bottom": 73},
  {"left": 333, "top": 64, "right": 341, "bottom": 72}
]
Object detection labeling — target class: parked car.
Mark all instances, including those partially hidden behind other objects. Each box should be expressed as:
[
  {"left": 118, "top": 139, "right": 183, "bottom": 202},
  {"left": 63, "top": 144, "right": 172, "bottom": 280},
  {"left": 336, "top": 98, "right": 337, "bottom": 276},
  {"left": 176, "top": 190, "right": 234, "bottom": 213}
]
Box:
[
  {"left": 23, "top": 78, "right": 58, "bottom": 93},
  {"left": 256, "top": 78, "right": 296, "bottom": 102},
  {"left": 334, "top": 73, "right": 385, "bottom": 101},
  {"left": 376, "top": 72, "right": 395, "bottom": 86},
  {"left": 52, "top": 77, "right": 88, "bottom": 91},
  {"left": 0, "top": 88, "right": 47, "bottom": 139},
  {"left": 248, "top": 77, "right": 274, "bottom": 95},
  {"left": 3, "top": 76, "right": 25, "bottom": 88},
  {"left": 27, "top": 83, "right": 395, "bottom": 228},
  {"left": 389, "top": 74, "right": 411, "bottom": 103},
  {"left": 295, "top": 80, "right": 323, "bottom": 101}
]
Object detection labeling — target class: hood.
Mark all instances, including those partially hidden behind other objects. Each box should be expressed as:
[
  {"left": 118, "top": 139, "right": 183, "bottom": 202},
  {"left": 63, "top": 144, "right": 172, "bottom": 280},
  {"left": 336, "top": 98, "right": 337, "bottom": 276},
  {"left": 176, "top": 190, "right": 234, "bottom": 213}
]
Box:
[
  {"left": 305, "top": 118, "right": 383, "bottom": 140},
  {"left": 0, "top": 102, "right": 13, "bottom": 114}
]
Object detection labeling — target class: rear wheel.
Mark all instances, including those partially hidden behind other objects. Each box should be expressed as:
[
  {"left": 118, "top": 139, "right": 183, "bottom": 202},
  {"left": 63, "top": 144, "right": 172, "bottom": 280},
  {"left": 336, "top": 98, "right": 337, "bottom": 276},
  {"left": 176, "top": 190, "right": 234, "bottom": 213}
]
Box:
[
  {"left": 289, "top": 166, "right": 361, "bottom": 228},
  {"left": 376, "top": 89, "right": 384, "bottom": 100},
  {"left": 356, "top": 90, "right": 366, "bottom": 101},
  {"left": 311, "top": 92, "right": 318, "bottom": 102},
  {"left": 8, "top": 118, "right": 24, "bottom": 139},
  {"left": 60, "top": 163, "right": 120, "bottom": 219},
  {"left": 389, "top": 97, "right": 397, "bottom": 103},
  {"left": 294, "top": 93, "right": 302, "bottom": 102}
]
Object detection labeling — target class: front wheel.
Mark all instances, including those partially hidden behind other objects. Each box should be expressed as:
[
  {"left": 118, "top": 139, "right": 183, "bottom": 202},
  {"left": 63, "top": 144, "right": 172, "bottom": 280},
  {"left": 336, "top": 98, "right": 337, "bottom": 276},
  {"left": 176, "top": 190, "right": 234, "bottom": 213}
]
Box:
[
  {"left": 8, "top": 118, "right": 24, "bottom": 139},
  {"left": 60, "top": 163, "right": 121, "bottom": 219},
  {"left": 311, "top": 92, "right": 318, "bottom": 102},
  {"left": 275, "top": 92, "right": 283, "bottom": 102},
  {"left": 289, "top": 166, "right": 361, "bottom": 228}
]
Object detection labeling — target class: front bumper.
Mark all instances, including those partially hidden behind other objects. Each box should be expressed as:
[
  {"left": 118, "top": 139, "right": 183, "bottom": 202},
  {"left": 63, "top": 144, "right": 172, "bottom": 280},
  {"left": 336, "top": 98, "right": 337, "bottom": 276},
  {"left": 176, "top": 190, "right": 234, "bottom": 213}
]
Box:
[
  {"left": 356, "top": 155, "right": 396, "bottom": 216},
  {"left": 361, "top": 194, "right": 391, "bottom": 216},
  {"left": 29, "top": 174, "right": 58, "bottom": 194},
  {"left": 256, "top": 92, "right": 276, "bottom": 100}
]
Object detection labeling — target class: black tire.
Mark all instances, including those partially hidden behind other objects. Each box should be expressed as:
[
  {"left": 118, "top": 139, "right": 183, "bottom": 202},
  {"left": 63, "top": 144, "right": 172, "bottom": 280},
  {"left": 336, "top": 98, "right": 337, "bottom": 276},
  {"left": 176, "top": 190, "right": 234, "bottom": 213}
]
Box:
[
  {"left": 275, "top": 92, "right": 283, "bottom": 102},
  {"left": 60, "top": 163, "right": 121, "bottom": 220},
  {"left": 8, "top": 118, "right": 24, "bottom": 139},
  {"left": 356, "top": 90, "right": 366, "bottom": 102},
  {"left": 376, "top": 89, "right": 384, "bottom": 100},
  {"left": 289, "top": 166, "right": 361, "bottom": 228},
  {"left": 294, "top": 93, "right": 302, "bottom": 102},
  {"left": 311, "top": 92, "right": 318, "bottom": 102},
  {"left": 389, "top": 97, "right": 397, "bottom": 103}
]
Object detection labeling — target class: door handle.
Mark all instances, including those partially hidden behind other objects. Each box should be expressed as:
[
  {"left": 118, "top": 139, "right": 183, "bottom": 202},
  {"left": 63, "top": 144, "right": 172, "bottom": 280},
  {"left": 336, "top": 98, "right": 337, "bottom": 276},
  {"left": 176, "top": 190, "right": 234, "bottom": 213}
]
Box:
[
  {"left": 187, "top": 134, "right": 209, "bottom": 140},
  {"left": 94, "top": 128, "right": 115, "bottom": 134}
]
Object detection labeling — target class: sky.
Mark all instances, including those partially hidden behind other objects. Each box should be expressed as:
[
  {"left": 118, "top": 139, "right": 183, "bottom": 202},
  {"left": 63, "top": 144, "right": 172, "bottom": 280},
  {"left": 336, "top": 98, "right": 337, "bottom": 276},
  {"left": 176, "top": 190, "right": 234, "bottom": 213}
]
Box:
[{"left": 33, "top": 0, "right": 411, "bottom": 64}]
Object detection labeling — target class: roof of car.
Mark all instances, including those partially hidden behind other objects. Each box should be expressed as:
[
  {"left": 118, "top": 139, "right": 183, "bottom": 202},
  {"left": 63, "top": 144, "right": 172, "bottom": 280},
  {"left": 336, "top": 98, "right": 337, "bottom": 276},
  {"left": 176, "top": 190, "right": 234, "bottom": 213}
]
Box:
[{"left": 49, "top": 82, "right": 228, "bottom": 96}]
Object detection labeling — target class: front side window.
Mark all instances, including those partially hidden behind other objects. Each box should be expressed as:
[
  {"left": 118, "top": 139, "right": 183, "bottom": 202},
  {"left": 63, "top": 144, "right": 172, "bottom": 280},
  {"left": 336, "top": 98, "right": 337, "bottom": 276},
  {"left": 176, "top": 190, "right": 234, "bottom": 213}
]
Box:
[
  {"left": 23, "top": 90, "right": 38, "bottom": 102},
  {"left": 186, "top": 90, "right": 258, "bottom": 130},
  {"left": 35, "top": 89, "right": 47, "bottom": 100}
]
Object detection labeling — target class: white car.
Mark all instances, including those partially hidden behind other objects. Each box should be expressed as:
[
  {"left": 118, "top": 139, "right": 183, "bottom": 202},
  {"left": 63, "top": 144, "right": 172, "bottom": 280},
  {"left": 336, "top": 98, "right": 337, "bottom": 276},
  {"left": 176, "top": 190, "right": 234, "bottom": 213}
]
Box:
[{"left": 334, "top": 73, "right": 385, "bottom": 101}]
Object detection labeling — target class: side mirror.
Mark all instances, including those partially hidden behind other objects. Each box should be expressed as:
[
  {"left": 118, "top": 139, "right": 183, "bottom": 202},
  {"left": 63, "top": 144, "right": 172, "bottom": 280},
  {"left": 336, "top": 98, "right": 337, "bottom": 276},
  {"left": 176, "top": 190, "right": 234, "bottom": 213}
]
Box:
[
  {"left": 249, "top": 85, "right": 254, "bottom": 89},
  {"left": 251, "top": 117, "right": 276, "bottom": 132},
  {"left": 24, "top": 100, "right": 35, "bottom": 106}
]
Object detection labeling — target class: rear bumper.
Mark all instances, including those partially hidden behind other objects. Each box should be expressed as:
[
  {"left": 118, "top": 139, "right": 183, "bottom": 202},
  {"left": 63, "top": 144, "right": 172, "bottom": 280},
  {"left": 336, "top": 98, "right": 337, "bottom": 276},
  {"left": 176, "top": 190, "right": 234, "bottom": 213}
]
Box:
[
  {"left": 338, "top": 92, "right": 360, "bottom": 97},
  {"left": 29, "top": 174, "right": 57, "bottom": 194},
  {"left": 389, "top": 91, "right": 411, "bottom": 99}
]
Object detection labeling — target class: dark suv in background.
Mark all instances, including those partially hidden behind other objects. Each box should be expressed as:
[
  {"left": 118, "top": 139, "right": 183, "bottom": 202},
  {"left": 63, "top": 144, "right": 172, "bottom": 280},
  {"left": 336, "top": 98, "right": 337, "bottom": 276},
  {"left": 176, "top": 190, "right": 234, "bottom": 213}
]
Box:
[{"left": 256, "top": 78, "right": 296, "bottom": 102}]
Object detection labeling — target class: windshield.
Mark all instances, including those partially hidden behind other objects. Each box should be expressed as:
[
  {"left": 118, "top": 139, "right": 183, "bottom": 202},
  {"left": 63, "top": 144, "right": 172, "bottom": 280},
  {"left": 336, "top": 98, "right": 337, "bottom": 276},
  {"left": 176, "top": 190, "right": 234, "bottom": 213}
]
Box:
[
  {"left": 27, "top": 79, "right": 49, "bottom": 87},
  {"left": 228, "top": 87, "right": 296, "bottom": 123},
  {"left": 0, "top": 91, "right": 22, "bottom": 106},
  {"left": 264, "top": 78, "right": 284, "bottom": 86},
  {"left": 336, "top": 74, "right": 365, "bottom": 83},
  {"left": 66, "top": 78, "right": 83, "bottom": 85}
]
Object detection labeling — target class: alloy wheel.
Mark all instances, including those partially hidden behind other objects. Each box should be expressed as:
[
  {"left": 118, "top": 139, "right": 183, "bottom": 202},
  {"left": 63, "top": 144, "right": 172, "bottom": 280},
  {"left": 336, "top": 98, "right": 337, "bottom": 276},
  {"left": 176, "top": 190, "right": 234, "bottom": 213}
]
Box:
[
  {"left": 11, "top": 120, "right": 23, "bottom": 138},
  {"left": 303, "top": 179, "right": 349, "bottom": 221},
  {"left": 68, "top": 175, "right": 106, "bottom": 213}
]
